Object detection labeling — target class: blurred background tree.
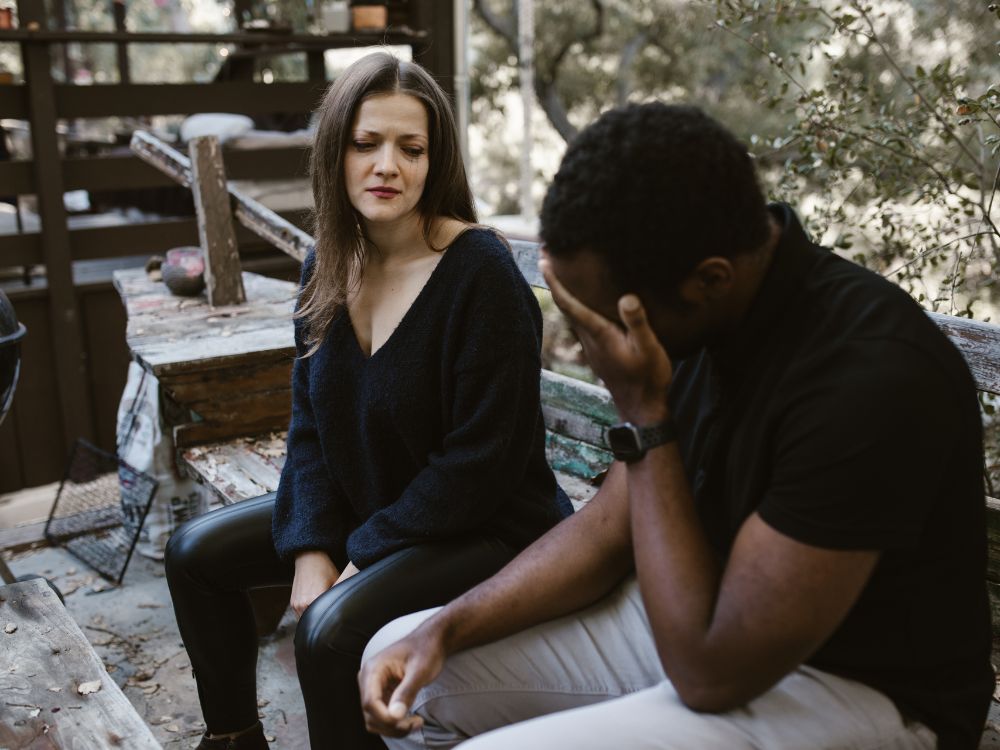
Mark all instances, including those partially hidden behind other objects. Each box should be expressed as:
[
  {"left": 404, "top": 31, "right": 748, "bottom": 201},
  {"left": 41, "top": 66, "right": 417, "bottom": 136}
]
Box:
[
  {"left": 470, "top": 0, "right": 998, "bottom": 319},
  {"left": 468, "top": 0, "right": 998, "bottom": 491}
]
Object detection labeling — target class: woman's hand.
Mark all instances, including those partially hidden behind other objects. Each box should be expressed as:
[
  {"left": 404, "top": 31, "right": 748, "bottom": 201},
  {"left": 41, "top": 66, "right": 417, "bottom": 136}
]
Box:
[
  {"left": 291, "top": 550, "right": 340, "bottom": 617},
  {"left": 336, "top": 561, "right": 360, "bottom": 585},
  {"left": 539, "top": 257, "right": 673, "bottom": 424}
]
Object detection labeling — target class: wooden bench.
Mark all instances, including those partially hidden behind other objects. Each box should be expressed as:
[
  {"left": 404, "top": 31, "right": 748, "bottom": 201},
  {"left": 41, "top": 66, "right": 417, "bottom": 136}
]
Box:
[
  {"left": 0, "top": 578, "right": 162, "bottom": 749},
  {"left": 180, "top": 240, "right": 1000, "bottom": 622},
  {"left": 122, "top": 132, "right": 1000, "bottom": 634}
]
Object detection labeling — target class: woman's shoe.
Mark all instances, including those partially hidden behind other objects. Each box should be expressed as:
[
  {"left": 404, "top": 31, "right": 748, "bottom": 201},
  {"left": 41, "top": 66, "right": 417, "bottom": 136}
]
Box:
[{"left": 195, "top": 721, "right": 269, "bottom": 750}]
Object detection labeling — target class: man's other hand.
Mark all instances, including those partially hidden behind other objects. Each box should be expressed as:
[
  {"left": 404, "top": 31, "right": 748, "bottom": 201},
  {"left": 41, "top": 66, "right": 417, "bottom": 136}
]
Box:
[{"left": 359, "top": 628, "right": 447, "bottom": 738}]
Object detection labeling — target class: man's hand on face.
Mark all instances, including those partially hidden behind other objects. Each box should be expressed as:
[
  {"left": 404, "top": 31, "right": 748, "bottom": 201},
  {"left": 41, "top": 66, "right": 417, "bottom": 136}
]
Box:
[
  {"left": 359, "top": 627, "right": 447, "bottom": 738},
  {"left": 539, "top": 255, "right": 673, "bottom": 424}
]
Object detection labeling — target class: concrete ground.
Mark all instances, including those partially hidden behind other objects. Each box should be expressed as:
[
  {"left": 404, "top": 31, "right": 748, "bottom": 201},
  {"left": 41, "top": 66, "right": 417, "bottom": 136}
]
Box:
[
  {"left": 6, "top": 543, "right": 1000, "bottom": 749},
  {"left": 5, "top": 546, "right": 309, "bottom": 749}
]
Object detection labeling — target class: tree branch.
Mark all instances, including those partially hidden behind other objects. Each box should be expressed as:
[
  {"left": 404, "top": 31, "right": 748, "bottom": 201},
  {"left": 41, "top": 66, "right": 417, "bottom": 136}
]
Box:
[
  {"left": 616, "top": 31, "right": 650, "bottom": 107},
  {"left": 473, "top": 0, "right": 515, "bottom": 46},
  {"left": 534, "top": 0, "right": 605, "bottom": 141}
]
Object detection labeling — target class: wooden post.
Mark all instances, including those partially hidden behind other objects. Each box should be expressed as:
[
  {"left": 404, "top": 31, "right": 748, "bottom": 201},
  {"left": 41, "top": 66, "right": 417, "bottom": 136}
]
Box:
[
  {"left": 188, "top": 136, "right": 246, "bottom": 307},
  {"left": 18, "top": 0, "right": 96, "bottom": 448}
]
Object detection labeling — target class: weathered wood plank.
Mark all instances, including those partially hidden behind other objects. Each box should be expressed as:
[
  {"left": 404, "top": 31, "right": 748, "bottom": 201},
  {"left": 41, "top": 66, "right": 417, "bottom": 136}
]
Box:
[
  {"left": 182, "top": 434, "right": 288, "bottom": 505},
  {"left": 540, "top": 369, "right": 615, "bottom": 445},
  {"left": 927, "top": 312, "right": 1000, "bottom": 395},
  {"left": 131, "top": 131, "right": 313, "bottom": 263},
  {"left": 173, "top": 415, "right": 292, "bottom": 450},
  {"left": 179, "top": 431, "right": 608, "bottom": 508},
  {"left": 164, "top": 358, "right": 292, "bottom": 404},
  {"left": 189, "top": 135, "right": 246, "bottom": 307},
  {"left": 0, "top": 579, "right": 161, "bottom": 749},
  {"left": 186, "top": 387, "right": 292, "bottom": 425},
  {"left": 0, "top": 520, "right": 49, "bottom": 553},
  {"left": 545, "top": 432, "right": 613, "bottom": 482},
  {"left": 510, "top": 239, "right": 545, "bottom": 289},
  {"left": 112, "top": 268, "right": 296, "bottom": 377}
]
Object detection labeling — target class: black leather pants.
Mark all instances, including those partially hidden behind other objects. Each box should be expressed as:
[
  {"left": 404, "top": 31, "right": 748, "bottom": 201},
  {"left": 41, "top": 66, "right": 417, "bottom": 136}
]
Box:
[{"left": 164, "top": 492, "right": 518, "bottom": 749}]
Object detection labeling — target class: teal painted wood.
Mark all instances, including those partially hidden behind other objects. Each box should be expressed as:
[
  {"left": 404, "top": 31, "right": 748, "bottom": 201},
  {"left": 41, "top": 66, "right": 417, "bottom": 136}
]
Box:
[{"left": 545, "top": 431, "right": 612, "bottom": 481}]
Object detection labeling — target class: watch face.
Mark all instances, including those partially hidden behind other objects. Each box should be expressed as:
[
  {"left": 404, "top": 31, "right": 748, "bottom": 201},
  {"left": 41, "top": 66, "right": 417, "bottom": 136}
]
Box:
[{"left": 606, "top": 423, "right": 641, "bottom": 460}]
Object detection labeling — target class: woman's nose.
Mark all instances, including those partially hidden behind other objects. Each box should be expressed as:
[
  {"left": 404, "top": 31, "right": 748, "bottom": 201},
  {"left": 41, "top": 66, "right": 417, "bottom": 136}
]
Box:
[{"left": 374, "top": 144, "right": 399, "bottom": 177}]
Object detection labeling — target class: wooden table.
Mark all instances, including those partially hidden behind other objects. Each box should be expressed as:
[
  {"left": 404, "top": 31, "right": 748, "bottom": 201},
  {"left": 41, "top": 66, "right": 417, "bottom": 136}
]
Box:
[
  {"left": 0, "top": 578, "right": 161, "bottom": 749},
  {"left": 112, "top": 267, "right": 298, "bottom": 449}
]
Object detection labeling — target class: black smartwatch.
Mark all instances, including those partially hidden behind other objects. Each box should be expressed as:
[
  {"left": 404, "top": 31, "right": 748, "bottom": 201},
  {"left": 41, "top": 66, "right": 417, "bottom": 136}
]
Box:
[{"left": 606, "top": 420, "right": 677, "bottom": 464}]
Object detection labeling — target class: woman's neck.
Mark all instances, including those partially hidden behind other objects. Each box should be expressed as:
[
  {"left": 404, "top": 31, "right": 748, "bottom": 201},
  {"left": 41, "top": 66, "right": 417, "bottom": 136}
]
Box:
[{"left": 363, "top": 212, "right": 430, "bottom": 265}]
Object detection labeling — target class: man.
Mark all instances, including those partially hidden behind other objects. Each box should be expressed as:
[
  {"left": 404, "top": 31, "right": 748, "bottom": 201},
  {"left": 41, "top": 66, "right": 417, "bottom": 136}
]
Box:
[{"left": 358, "top": 103, "right": 992, "bottom": 749}]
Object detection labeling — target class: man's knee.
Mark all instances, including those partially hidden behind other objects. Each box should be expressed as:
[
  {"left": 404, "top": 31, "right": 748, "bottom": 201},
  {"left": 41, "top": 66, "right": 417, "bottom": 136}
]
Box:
[{"left": 361, "top": 608, "right": 441, "bottom": 666}]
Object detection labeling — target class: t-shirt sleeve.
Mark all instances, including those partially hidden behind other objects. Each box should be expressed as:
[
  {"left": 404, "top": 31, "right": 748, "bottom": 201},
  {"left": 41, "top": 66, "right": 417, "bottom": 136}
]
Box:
[
  {"left": 757, "top": 339, "right": 958, "bottom": 550},
  {"left": 345, "top": 242, "right": 547, "bottom": 568},
  {"left": 271, "top": 253, "right": 351, "bottom": 566}
]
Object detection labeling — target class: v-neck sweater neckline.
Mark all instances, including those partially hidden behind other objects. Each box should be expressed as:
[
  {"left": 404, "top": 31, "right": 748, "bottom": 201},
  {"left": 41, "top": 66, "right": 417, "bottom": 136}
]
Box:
[{"left": 344, "top": 241, "right": 456, "bottom": 362}]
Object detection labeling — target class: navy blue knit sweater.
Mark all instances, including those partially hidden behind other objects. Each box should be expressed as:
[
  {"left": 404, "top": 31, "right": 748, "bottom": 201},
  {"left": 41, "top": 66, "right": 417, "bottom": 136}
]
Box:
[{"left": 272, "top": 228, "right": 569, "bottom": 569}]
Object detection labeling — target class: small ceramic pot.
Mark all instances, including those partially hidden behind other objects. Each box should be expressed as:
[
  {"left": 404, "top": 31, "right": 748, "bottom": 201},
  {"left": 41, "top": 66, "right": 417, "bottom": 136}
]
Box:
[{"left": 161, "top": 246, "right": 206, "bottom": 297}]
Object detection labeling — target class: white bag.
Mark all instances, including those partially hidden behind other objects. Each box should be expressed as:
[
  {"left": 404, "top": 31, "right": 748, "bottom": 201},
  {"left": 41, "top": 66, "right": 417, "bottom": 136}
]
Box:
[{"left": 117, "top": 361, "right": 208, "bottom": 560}]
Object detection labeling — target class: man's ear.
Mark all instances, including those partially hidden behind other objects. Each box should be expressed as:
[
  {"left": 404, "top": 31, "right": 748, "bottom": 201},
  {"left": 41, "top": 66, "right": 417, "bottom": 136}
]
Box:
[{"left": 678, "top": 257, "right": 735, "bottom": 305}]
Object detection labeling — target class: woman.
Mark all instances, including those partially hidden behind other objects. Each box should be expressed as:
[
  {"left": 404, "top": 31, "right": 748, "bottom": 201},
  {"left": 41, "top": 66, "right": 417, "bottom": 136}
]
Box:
[{"left": 165, "top": 52, "right": 569, "bottom": 750}]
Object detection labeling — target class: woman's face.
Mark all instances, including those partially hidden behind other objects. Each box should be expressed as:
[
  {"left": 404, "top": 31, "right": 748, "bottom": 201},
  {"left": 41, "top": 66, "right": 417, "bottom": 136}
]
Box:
[{"left": 344, "top": 92, "right": 430, "bottom": 229}]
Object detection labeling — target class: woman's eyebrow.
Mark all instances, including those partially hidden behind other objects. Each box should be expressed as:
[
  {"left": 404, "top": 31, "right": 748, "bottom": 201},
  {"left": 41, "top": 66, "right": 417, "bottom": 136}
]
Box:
[{"left": 353, "top": 129, "right": 427, "bottom": 140}]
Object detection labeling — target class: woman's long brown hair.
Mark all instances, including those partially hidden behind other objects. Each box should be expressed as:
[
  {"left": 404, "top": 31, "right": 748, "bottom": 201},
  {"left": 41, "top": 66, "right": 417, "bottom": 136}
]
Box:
[{"left": 298, "top": 52, "right": 477, "bottom": 354}]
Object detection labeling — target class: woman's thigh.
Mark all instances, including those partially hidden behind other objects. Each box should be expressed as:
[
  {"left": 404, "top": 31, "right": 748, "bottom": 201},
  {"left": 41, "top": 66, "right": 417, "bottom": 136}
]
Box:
[
  {"left": 297, "top": 536, "right": 517, "bottom": 660},
  {"left": 165, "top": 492, "right": 293, "bottom": 593}
]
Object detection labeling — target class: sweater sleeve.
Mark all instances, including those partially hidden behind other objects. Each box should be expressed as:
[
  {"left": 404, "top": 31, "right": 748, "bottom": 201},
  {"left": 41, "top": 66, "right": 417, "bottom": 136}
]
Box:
[
  {"left": 271, "top": 253, "right": 351, "bottom": 567},
  {"left": 345, "top": 248, "right": 547, "bottom": 568}
]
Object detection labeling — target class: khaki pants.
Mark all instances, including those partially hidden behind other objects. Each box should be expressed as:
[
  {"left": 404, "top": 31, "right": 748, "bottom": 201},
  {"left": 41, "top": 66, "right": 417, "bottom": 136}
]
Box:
[{"left": 363, "top": 577, "right": 936, "bottom": 749}]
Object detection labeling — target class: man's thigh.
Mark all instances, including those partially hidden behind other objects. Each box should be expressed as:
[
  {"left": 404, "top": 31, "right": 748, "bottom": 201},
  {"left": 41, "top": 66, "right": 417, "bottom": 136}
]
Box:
[
  {"left": 459, "top": 668, "right": 936, "bottom": 750},
  {"left": 363, "top": 577, "right": 664, "bottom": 750}
]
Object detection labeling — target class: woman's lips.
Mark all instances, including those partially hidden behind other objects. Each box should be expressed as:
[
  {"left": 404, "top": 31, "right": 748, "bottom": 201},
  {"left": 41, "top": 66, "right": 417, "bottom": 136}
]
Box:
[{"left": 367, "top": 187, "right": 400, "bottom": 199}]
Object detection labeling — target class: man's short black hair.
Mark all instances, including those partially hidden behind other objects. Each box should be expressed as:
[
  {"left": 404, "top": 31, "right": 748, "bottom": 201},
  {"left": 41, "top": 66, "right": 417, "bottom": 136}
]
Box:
[{"left": 540, "top": 103, "right": 771, "bottom": 300}]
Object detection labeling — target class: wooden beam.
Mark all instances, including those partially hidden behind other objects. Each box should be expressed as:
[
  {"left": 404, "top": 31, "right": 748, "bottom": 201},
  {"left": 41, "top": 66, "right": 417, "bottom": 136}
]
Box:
[
  {"left": 188, "top": 136, "right": 245, "bottom": 306},
  {"left": 61, "top": 147, "right": 310, "bottom": 192},
  {"left": 131, "top": 131, "right": 313, "bottom": 262},
  {"left": 0, "top": 27, "right": 425, "bottom": 45},
  {"left": 55, "top": 81, "right": 326, "bottom": 118},
  {"left": 18, "top": 0, "right": 95, "bottom": 448},
  {"left": 0, "top": 160, "right": 34, "bottom": 194},
  {"left": 0, "top": 84, "right": 27, "bottom": 119},
  {"left": 0, "top": 233, "right": 45, "bottom": 267},
  {"left": 927, "top": 312, "right": 1000, "bottom": 395}
]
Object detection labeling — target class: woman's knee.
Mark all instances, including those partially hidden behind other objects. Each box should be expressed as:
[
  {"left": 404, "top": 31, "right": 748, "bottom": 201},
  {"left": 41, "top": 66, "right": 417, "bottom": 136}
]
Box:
[
  {"left": 295, "top": 587, "right": 371, "bottom": 666},
  {"left": 165, "top": 492, "right": 277, "bottom": 588}
]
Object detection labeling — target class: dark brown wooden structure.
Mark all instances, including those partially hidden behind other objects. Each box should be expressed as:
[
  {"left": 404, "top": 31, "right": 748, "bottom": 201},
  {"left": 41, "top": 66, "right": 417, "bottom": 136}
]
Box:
[{"left": 0, "top": 0, "right": 455, "bottom": 492}]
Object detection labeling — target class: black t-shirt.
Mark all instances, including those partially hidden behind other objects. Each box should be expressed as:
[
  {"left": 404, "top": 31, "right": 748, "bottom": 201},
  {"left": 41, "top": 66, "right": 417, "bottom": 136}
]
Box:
[{"left": 669, "top": 204, "right": 993, "bottom": 749}]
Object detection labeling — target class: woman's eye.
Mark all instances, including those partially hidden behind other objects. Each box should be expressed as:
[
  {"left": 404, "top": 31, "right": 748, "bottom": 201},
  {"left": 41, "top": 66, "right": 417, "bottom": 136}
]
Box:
[
  {"left": 403, "top": 147, "right": 425, "bottom": 157},
  {"left": 353, "top": 141, "right": 374, "bottom": 151}
]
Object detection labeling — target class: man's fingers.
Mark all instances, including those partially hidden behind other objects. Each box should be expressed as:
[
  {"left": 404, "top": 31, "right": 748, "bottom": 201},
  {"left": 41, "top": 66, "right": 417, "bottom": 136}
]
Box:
[
  {"left": 618, "top": 295, "right": 660, "bottom": 354},
  {"left": 360, "top": 662, "right": 410, "bottom": 736},
  {"left": 387, "top": 668, "right": 424, "bottom": 722}
]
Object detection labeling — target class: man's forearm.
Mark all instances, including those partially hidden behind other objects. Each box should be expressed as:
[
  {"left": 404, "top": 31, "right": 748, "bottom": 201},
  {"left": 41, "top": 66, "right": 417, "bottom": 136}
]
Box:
[{"left": 430, "top": 463, "right": 633, "bottom": 655}]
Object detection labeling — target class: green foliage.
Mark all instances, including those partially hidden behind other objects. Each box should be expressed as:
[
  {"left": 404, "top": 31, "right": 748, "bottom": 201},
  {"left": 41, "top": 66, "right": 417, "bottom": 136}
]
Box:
[
  {"left": 710, "top": 0, "right": 999, "bottom": 318},
  {"left": 472, "top": 0, "right": 999, "bottom": 317}
]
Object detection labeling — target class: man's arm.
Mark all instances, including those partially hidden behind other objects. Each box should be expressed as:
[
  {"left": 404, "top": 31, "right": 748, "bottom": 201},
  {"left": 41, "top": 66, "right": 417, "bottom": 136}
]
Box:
[
  {"left": 540, "top": 260, "right": 880, "bottom": 713},
  {"left": 628, "top": 442, "right": 877, "bottom": 711},
  {"left": 359, "top": 460, "right": 633, "bottom": 736}
]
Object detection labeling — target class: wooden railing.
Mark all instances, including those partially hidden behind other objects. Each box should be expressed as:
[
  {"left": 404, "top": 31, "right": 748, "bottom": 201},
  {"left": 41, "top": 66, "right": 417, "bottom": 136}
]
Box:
[{"left": 0, "top": 0, "right": 456, "bottom": 491}]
